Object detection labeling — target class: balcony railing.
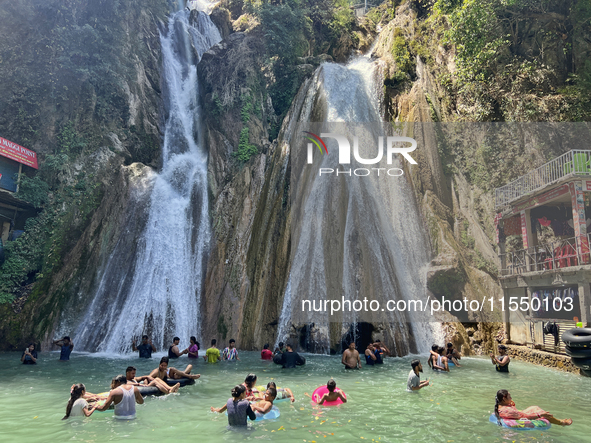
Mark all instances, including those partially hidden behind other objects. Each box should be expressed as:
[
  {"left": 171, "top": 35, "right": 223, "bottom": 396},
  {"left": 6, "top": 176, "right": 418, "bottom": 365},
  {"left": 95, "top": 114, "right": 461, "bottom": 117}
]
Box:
[
  {"left": 499, "top": 235, "right": 591, "bottom": 276},
  {"left": 495, "top": 150, "right": 591, "bottom": 209}
]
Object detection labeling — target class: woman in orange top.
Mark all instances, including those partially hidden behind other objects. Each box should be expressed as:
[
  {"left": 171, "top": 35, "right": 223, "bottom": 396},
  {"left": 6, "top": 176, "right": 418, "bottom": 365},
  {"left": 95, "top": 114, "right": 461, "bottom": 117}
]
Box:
[{"left": 494, "top": 390, "right": 572, "bottom": 426}]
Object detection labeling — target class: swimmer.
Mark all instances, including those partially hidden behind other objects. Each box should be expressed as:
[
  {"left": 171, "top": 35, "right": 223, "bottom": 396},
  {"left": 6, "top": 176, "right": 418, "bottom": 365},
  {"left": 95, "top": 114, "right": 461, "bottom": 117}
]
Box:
[
  {"left": 446, "top": 342, "right": 461, "bottom": 367},
  {"left": 204, "top": 339, "right": 221, "bottom": 363},
  {"left": 96, "top": 375, "right": 144, "bottom": 419},
  {"left": 187, "top": 336, "right": 200, "bottom": 359},
  {"left": 342, "top": 342, "right": 361, "bottom": 369},
  {"left": 494, "top": 389, "right": 572, "bottom": 426},
  {"left": 254, "top": 381, "right": 295, "bottom": 403},
  {"left": 490, "top": 345, "right": 510, "bottom": 372},
  {"left": 126, "top": 366, "right": 179, "bottom": 394},
  {"left": 210, "top": 373, "right": 259, "bottom": 413},
  {"left": 428, "top": 345, "right": 449, "bottom": 371},
  {"left": 315, "top": 379, "right": 347, "bottom": 405},
  {"left": 261, "top": 343, "right": 273, "bottom": 360},
  {"left": 407, "top": 359, "right": 430, "bottom": 392},
  {"left": 62, "top": 383, "right": 98, "bottom": 419},
  {"left": 365, "top": 343, "right": 377, "bottom": 366},
  {"left": 222, "top": 339, "right": 239, "bottom": 360},
  {"left": 250, "top": 387, "right": 277, "bottom": 415},
  {"left": 149, "top": 357, "right": 201, "bottom": 381},
  {"left": 67, "top": 384, "right": 106, "bottom": 402},
  {"left": 132, "top": 335, "right": 156, "bottom": 358},
  {"left": 372, "top": 340, "right": 389, "bottom": 363},
  {"left": 53, "top": 336, "right": 74, "bottom": 361},
  {"left": 273, "top": 341, "right": 286, "bottom": 356},
  {"left": 224, "top": 385, "right": 257, "bottom": 426},
  {"left": 168, "top": 337, "right": 188, "bottom": 359}
]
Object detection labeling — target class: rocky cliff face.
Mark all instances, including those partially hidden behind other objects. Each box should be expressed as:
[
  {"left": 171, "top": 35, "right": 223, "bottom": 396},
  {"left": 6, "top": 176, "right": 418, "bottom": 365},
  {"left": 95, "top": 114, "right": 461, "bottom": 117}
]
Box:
[
  {"left": 2, "top": 0, "right": 589, "bottom": 355},
  {"left": 0, "top": 0, "right": 170, "bottom": 350},
  {"left": 197, "top": 13, "right": 291, "bottom": 349}
]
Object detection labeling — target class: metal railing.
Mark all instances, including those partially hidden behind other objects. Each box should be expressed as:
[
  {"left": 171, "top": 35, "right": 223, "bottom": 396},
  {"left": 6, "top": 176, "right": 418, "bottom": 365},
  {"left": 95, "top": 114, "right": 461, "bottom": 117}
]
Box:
[
  {"left": 352, "top": 1, "right": 382, "bottom": 15},
  {"left": 495, "top": 150, "right": 591, "bottom": 209},
  {"left": 499, "top": 235, "right": 591, "bottom": 276}
]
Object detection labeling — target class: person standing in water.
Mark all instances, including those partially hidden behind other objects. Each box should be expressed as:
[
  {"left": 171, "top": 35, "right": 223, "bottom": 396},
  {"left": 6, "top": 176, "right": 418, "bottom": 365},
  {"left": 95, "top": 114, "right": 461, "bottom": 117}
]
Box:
[
  {"left": 342, "top": 342, "right": 361, "bottom": 369},
  {"left": 222, "top": 339, "right": 239, "bottom": 360},
  {"left": 132, "top": 335, "right": 156, "bottom": 358},
  {"left": 21, "top": 343, "right": 38, "bottom": 364},
  {"left": 365, "top": 343, "right": 377, "bottom": 366},
  {"left": 204, "top": 339, "right": 221, "bottom": 363},
  {"left": 168, "top": 337, "right": 188, "bottom": 359},
  {"left": 261, "top": 343, "right": 273, "bottom": 360},
  {"left": 95, "top": 375, "right": 144, "bottom": 419},
  {"left": 53, "top": 336, "right": 74, "bottom": 361},
  {"left": 187, "top": 336, "right": 200, "bottom": 359},
  {"left": 214, "top": 385, "right": 257, "bottom": 427},
  {"left": 490, "top": 344, "right": 510, "bottom": 373},
  {"left": 62, "top": 383, "right": 98, "bottom": 419}
]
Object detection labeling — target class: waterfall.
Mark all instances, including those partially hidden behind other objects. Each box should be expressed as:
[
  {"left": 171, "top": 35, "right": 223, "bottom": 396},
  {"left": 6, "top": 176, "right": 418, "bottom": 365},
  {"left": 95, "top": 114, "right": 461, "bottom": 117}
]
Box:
[
  {"left": 279, "top": 49, "right": 435, "bottom": 355},
  {"left": 69, "top": 7, "right": 221, "bottom": 353}
]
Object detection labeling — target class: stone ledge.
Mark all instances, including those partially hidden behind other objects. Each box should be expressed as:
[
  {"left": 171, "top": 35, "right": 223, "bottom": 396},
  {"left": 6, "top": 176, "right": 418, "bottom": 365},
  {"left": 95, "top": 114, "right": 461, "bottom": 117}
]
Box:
[{"left": 506, "top": 344, "right": 583, "bottom": 375}]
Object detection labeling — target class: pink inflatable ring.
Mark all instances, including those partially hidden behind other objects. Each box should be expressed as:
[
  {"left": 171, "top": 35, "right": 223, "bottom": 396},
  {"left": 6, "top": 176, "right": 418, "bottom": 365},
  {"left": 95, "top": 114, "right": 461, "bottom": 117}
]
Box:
[{"left": 312, "top": 386, "right": 346, "bottom": 405}]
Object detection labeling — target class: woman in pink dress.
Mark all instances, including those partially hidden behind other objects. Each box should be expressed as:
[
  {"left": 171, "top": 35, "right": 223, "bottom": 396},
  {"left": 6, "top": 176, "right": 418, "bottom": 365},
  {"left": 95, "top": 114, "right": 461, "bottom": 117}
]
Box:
[{"left": 494, "top": 390, "right": 572, "bottom": 426}]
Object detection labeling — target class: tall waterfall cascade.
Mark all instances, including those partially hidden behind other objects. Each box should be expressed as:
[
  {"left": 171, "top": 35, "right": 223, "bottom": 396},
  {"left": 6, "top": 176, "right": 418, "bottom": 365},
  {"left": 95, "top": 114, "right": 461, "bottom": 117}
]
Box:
[
  {"left": 277, "top": 49, "right": 438, "bottom": 354},
  {"left": 67, "top": 7, "right": 221, "bottom": 353}
]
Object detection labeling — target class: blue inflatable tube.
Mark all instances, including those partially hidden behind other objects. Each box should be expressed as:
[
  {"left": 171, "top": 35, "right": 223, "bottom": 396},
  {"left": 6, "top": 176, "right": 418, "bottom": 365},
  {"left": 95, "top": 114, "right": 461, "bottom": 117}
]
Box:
[
  {"left": 255, "top": 405, "right": 280, "bottom": 421},
  {"left": 489, "top": 414, "right": 551, "bottom": 431}
]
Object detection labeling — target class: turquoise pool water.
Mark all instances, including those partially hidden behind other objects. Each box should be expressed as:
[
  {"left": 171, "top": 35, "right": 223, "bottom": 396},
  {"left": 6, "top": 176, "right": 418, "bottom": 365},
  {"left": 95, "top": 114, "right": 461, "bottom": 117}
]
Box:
[{"left": 1, "top": 351, "right": 589, "bottom": 442}]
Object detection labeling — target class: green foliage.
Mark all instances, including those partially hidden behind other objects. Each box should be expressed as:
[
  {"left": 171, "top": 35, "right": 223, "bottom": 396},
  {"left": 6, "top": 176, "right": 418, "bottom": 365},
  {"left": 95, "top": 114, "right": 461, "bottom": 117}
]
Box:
[
  {"left": 441, "top": 0, "right": 509, "bottom": 83},
  {"left": 57, "top": 122, "right": 86, "bottom": 155},
  {"left": 460, "top": 220, "right": 475, "bottom": 249},
  {"left": 241, "top": 94, "right": 253, "bottom": 123},
  {"left": 217, "top": 314, "right": 228, "bottom": 340},
  {"left": 391, "top": 31, "right": 415, "bottom": 75},
  {"left": 328, "top": 0, "right": 356, "bottom": 37},
  {"left": 256, "top": 0, "right": 312, "bottom": 62},
  {"left": 16, "top": 176, "right": 50, "bottom": 208},
  {"left": 0, "top": 213, "right": 52, "bottom": 303},
  {"left": 233, "top": 127, "right": 258, "bottom": 163}
]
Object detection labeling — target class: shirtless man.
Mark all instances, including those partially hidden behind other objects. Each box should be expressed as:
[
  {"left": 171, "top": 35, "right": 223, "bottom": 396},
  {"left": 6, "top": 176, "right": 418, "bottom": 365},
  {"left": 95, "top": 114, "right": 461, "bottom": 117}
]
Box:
[
  {"left": 96, "top": 374, "right": 144, "bottom": 419},
  {"left": 342, "top": 342, "right": 361, "bottom": 369},
  {"left": 126, "top": 366, "right": 180, "bottom": 394},
  {"left": 149, "top": 357, "right": 201, "bottom": 381}
]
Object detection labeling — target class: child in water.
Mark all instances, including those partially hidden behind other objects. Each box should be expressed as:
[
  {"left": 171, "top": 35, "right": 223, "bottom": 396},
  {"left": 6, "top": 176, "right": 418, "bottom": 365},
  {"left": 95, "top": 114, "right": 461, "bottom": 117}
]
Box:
[
  {"left": 317, "top": 379, "right": 347, "bottom": 404},
  {"left": 222, "top": 385, "right": 256, "bottom": 426},
  {"left": 258, "top": 381, "right": 295, "bottom": 402},
  {"left": 250, "top": 386, "right": 277, "bottom": 415},
  {"left": 63, "top": 384, "right": 98, "bottom": 419}
]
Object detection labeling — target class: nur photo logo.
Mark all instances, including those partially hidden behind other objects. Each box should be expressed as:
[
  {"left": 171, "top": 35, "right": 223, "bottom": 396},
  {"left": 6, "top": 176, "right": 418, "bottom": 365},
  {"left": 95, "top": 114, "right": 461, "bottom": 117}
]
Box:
[{"left": 303, "top": 131, "right": 418, "bottom": 177}]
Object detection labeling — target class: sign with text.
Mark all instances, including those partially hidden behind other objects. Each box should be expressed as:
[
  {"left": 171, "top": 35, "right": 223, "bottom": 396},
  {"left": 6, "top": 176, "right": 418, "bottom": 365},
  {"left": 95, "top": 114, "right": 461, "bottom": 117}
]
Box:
[{"left": 0, "top": 137, "right": 38, "bottom": 169}]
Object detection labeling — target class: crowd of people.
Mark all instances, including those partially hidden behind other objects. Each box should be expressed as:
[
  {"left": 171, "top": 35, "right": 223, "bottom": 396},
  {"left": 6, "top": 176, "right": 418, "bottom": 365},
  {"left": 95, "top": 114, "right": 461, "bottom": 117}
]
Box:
[{"left": 22, "top": 335, "right": 573, "bottom": 429}]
